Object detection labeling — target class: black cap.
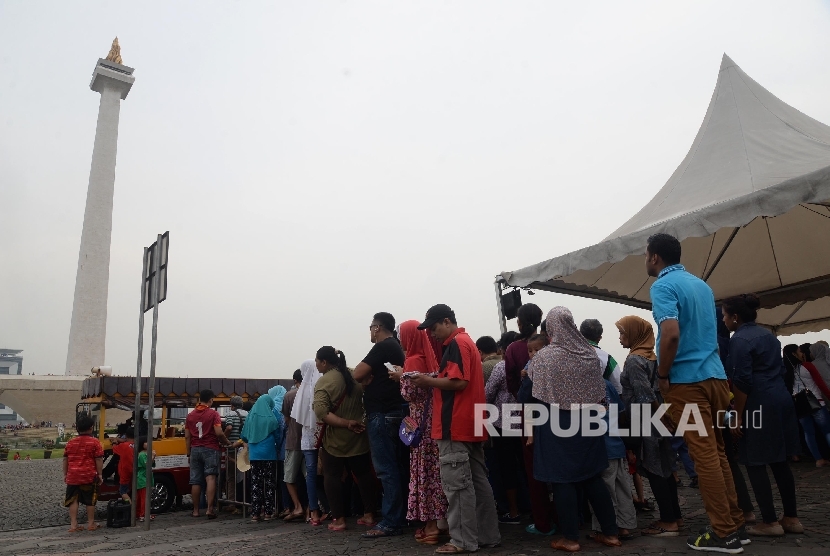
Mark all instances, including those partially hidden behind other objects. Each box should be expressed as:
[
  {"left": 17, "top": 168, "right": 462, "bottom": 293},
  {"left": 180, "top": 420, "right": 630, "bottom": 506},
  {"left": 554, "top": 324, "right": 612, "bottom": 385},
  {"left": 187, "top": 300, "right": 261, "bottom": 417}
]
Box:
[{"left": 417, "top": 304, "right": 455, "bottom": 330}]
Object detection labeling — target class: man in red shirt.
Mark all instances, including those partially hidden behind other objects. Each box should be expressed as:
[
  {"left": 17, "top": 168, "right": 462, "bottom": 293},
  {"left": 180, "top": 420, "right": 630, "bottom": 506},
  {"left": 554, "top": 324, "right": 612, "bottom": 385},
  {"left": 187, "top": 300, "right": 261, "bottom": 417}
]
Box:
[
  {"left": 412, "top": 304, "right": 501, "bottom": 553},
  {"left": 110, "top": 428, "right": 135, "bottom": 502},
  {"left": 185, "top": 389, "right": 230, "bottom": 518},
  {"left": 63, "top": 414, "right": 104, "bottom": 532}
]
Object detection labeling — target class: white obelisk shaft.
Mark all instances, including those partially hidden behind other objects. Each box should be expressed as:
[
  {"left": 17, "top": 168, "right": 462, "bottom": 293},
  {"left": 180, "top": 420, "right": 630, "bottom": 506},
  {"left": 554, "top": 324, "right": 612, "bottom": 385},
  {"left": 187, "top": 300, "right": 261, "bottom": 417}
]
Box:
[{"left": 65, "top": 59, "right": 134, "bottom": 376}]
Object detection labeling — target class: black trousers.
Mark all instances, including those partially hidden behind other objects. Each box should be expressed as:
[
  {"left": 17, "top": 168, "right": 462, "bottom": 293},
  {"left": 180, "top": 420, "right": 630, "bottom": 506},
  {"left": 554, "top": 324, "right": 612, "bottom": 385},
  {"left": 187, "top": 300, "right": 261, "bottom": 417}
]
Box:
[
  {"left": 493, "top": 433, "right": 523, "bottom": 491},
  {"left": 320, "top": 449, "right": 377, "bottom": 519},
  {"left": 745, "top": 462, "right": 797, "bottom": 524},
  {"left": 552, "top": 473, "right": 618, "bottom": 541},
  {"left": 642, "top": 469, "right": 682, "bottom": 523},
  {"left": 722, "top": 429, "right": 754, "bottom": 513}
]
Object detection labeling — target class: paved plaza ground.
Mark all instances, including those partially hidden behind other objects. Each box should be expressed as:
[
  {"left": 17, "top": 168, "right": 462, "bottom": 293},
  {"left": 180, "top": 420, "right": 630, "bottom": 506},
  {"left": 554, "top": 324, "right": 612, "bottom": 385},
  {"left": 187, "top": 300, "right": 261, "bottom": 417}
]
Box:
[{"left": 1, "top": 459, "right": 829, "bottom": 555}]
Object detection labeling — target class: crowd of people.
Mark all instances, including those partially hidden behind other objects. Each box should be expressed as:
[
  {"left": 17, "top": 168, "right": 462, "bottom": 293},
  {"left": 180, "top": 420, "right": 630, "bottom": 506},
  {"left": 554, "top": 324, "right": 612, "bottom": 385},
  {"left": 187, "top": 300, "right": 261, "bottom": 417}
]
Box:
[{"left": 60, "top": 233, "right": 830, "bottom": 554}]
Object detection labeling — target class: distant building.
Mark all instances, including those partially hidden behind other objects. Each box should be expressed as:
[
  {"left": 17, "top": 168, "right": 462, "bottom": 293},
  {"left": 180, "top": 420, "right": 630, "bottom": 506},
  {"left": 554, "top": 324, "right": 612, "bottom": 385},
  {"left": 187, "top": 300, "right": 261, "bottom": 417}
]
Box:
[{"left": 0, "top": 349, "right": 24, "bottom": 423}]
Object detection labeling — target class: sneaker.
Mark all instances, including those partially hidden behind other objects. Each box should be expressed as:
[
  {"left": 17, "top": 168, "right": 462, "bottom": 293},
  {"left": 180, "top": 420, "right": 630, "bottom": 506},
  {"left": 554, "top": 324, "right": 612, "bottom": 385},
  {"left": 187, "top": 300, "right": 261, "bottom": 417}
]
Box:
[
  {"left": 525, "top": 524, "right": 556, "bottom": 536},
  {"left": 498, "top": 513, "right": 521, "bottom": 525},
  {"left": 687, "top": 527, "right": 744, "bottom": 553},
  {"left": 736, "top": 525, "right": 751, "bottom": 546}
]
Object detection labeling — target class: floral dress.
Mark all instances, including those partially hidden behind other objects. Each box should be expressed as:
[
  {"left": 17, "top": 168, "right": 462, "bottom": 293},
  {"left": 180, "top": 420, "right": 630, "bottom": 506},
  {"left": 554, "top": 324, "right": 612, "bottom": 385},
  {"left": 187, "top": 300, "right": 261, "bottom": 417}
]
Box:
[{"left": 401, "top": 376, "right": 448, "bottom": 522}]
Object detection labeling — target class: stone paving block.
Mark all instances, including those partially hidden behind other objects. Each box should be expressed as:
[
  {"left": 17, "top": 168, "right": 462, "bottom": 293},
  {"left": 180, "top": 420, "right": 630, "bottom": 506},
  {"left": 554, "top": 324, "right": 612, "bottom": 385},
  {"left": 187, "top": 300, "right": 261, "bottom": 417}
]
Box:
[{"left": 2, "top": 459, "right": 830, "bottom": 555}]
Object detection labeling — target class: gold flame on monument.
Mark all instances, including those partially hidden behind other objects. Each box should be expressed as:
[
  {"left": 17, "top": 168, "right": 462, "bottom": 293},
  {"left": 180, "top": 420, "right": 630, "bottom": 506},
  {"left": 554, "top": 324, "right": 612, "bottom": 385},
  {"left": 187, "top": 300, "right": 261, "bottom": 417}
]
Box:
[{"left": 105, "top": 37, "right": 123, "bottom": 64}]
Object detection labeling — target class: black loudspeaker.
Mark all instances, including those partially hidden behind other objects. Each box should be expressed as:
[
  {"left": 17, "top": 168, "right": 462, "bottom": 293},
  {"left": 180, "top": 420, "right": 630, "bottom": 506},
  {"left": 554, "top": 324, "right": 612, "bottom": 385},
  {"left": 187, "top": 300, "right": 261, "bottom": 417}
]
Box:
[{"left": 501, "top": 290, "right": 522, "bottom": 320}]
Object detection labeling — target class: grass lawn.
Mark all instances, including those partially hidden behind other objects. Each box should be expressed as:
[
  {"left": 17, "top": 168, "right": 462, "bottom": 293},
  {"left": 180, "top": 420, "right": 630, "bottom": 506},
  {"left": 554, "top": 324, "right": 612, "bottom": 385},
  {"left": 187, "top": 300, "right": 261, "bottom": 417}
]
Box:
[{"left": 4, "top": 448, "right": 65, "bottom": 460}]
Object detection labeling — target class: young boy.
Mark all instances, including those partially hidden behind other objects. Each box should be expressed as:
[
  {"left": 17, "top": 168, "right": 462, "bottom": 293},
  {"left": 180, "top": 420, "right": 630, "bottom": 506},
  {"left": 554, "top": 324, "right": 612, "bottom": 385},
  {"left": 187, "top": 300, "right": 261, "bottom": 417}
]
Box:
[
  {"left": 111, "top": 427, "right": 135, "bottom": 502},
  {"left": 63, "top": 414, "right": 104, "bottom": 532}
]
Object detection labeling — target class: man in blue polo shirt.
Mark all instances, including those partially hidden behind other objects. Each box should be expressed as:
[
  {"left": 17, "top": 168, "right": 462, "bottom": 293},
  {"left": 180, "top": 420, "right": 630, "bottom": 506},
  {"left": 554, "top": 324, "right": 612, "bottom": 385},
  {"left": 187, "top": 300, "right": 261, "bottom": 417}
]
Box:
[{"left": 646, "top": 233, "right": 745, "bottom": 554}]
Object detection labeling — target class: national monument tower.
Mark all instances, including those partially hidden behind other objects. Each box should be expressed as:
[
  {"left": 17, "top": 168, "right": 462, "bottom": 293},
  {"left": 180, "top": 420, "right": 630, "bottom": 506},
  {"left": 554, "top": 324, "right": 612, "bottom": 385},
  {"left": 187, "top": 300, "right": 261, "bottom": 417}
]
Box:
[{"left": 65, "top": 39, "right": 135, "bottom": 376}]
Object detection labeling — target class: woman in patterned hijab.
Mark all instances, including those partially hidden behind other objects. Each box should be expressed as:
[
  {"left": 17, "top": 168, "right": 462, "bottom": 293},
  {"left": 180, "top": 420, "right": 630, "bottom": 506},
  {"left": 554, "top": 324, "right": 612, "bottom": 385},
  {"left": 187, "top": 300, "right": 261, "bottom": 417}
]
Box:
[
  {"left": 529, "top": 306, "right": 606, "bottom": 408},
  {"left": 528, "top": 306, "right": 620, "bottom": 551}
]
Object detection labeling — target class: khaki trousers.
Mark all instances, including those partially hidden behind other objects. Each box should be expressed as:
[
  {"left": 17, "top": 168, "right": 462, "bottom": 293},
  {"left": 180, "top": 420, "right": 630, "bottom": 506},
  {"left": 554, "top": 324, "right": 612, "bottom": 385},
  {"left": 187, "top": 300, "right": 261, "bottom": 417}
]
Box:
[
  {"left": 665, "top": 378, "right": 744, "bottom": 538},
  {"left": 437, "top": 440, "right": 501, "bottom": 551}
]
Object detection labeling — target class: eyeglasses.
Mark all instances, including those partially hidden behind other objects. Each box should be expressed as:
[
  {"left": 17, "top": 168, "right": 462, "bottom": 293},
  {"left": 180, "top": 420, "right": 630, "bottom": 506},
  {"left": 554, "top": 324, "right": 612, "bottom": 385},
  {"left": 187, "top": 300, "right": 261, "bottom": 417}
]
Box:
[{"left": 369, "top": 325, "right": 380, "bottom": 331}]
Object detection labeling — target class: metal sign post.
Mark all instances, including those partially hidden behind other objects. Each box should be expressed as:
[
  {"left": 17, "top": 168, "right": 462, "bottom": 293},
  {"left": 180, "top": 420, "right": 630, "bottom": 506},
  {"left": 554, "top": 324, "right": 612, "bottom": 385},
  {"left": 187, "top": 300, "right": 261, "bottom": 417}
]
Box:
[
  {"left": 130, "top": 232, "right": 168, "bottom": 530},
  {"left": 130, "top": 247, "right": 149, "bottom": 527}
]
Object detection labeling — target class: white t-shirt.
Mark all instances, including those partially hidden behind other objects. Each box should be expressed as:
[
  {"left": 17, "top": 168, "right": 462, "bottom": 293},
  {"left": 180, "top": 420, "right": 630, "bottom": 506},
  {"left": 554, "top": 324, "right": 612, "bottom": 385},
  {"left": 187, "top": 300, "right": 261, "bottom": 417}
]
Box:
[{"left": 793, "top": 364, "right": 826, "bottom": 405}]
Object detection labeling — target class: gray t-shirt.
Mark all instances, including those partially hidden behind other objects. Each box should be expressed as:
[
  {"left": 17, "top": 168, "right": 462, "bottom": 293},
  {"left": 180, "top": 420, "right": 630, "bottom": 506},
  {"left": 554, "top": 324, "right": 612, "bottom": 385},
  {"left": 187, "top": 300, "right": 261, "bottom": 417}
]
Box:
[{"left": 225, "top": 409, "right": 247, "bottom": 443}]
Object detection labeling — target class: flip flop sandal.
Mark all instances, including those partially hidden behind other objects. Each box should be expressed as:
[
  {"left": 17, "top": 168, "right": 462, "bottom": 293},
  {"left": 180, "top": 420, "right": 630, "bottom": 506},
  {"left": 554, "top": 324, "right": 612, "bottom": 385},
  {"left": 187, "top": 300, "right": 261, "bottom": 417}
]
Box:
[
  {"left": 327, "top": 523, "right": 347, "bottom": 532},
  {"left": 416, "top": 533, "right": 441, "bottom": 545},
  {"left": 633, "top": 500, "right": 655, "bottom": 511},
  {"left": 550, "top": 538, "right": 581, "bottom": 552},
  {"left": 434, "top": 543, "right": 473, "bottom": 554},
  {"left": 206, "top": 512, "right": 218, "bottom": 520},
  {"left": 641, "top": 524, "right": 679, "bottom": 537},
  {"left": 87, "top": 523, "right": 101, "bottom": 531},
  {"left": 357, "top": 517, "right": 378, "bottom": 526},
  {"left": 68, "top": 526, "right": 85, "bottom": 533},
  {"left": 586, "top": 532, "right": 622, "bottom": 547},
  {"left": 283, "top": 511, "right": 304, "bottom": 522},
  {"left": 618, "top": 532, "right": 636, "bottom": 541},
  {"left": 362, "top": 527, "right": 394, "bottom": 538}
]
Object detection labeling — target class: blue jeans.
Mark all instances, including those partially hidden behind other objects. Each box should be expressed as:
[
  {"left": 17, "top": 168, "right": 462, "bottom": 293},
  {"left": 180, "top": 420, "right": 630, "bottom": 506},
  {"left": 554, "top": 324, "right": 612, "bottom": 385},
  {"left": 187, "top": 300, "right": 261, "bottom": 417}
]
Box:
[
  {"left": 670, "top": 436, "right": 698, "bottom": 479},
  {"left": 367, "top": 410, "right": 406, "bottom": 530},
  {"left": 303, "top": 449, "right": 320, "bottom": 512},
  {"left": 799, "top": 406, "right": 830, "bottom": 461}
]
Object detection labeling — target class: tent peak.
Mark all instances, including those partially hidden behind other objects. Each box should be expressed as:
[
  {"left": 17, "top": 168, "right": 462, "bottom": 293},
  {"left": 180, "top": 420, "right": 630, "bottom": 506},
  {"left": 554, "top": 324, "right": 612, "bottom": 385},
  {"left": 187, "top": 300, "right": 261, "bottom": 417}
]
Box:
[{"left": 720, "top": 53, "right": 737, "bottom": 72}]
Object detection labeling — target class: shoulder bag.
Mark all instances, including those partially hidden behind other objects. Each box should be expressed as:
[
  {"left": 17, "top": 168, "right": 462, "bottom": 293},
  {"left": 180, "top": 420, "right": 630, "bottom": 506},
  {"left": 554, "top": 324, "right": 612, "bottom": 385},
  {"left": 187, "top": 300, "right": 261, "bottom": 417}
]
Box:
[
  {"left": 793, "top": 367, "right": 823, "bottom": 418},
  {"left": 399, "top": 390, "right": 432, "bottom": 448}
]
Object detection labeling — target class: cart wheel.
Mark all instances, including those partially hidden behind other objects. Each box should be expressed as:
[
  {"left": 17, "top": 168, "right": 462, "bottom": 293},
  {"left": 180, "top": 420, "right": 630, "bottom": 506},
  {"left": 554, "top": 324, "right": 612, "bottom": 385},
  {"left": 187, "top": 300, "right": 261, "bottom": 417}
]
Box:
[{"left": 151, "top": 474, "right": 176, "bottom": 514}]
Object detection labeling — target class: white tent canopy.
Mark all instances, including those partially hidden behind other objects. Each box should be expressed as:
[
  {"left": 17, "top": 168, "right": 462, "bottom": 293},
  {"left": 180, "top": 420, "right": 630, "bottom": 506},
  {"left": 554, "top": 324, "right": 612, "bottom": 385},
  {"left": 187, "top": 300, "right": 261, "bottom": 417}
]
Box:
[{"left": 500, "top": 54, "right": 830, "bottom": 335}]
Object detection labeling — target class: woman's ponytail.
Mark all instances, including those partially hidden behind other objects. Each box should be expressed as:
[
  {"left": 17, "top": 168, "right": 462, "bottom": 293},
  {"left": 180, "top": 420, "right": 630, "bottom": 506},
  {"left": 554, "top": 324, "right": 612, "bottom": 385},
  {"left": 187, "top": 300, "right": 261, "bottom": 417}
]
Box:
[{"left": 316, "top": 345, "right": 356, "bottom": 396}]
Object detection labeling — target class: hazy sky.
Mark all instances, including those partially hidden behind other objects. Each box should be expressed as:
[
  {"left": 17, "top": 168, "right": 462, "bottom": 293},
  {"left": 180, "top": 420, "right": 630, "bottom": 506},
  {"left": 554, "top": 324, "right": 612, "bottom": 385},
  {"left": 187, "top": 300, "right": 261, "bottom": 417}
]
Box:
[{"left": 2, "top": 1, "right": 830, "bottom": 380}]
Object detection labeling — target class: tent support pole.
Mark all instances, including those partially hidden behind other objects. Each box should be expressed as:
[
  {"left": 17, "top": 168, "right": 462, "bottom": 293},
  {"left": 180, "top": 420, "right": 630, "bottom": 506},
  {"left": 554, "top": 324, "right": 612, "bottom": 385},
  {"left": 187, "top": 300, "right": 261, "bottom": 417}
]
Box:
[
  {"left": 776, "top": 301, "right": 808, "bottom": 334},
  {"left": 703, "top": 227, "right": 740, "bottom": 282},
  {"left": 495, "top": 279, "right": 507, "bottom": 336}
]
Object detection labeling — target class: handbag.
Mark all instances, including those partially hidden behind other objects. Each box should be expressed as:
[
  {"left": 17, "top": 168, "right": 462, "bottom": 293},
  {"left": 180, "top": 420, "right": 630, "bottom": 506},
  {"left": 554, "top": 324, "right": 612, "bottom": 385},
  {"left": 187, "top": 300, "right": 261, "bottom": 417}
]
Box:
[
  {"left": 793, "top": 366, "right": 823, "bottom": 418},
  {"left": 399, "top": 391, "right": 432, "bottom": 448}
]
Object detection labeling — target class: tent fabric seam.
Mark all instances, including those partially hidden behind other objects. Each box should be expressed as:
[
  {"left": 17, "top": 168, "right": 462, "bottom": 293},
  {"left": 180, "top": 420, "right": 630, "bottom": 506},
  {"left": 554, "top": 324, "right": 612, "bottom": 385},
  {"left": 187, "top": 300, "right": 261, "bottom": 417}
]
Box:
[
  {"left": 733, "top": 70, "right": 830, "bottom": 147},
  {"left": 728, "top": 69, "right": 756, "bottom": 193}
]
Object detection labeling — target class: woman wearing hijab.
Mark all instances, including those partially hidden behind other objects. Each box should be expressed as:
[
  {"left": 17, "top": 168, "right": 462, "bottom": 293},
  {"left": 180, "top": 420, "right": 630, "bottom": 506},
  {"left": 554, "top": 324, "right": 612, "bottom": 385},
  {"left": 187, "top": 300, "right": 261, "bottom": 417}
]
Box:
[
  {"left": 616, "top": 315, "right": 682, "bottom": 537},
  {"left": 239, "top": 395, "right": 281, "bottom": 522},
  {"left": 389, "top": 320, "right": 448, "bottom": 545},
  {"left": 291, "top": 359, "right": 329, "bottom": 525},
  {"left": 268, "top": 386, "right": 289, "bottom": 518},
  {"left": 809, "top": 343, "right": 830, "bottom": 391},
  {"left": 529, "top": 306, "right": 620, "bottom": 552}
]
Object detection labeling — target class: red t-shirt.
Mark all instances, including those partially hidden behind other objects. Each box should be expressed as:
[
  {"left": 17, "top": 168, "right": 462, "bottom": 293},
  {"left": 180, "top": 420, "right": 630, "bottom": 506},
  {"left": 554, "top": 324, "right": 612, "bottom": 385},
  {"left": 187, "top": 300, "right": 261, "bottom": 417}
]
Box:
[
  {"left": 186, "top": 405, "right": 222, "bottom": 450},
  {"left": 64, "top": 434, "right": 104, "bottom": 485},
  {"left": 112, "top": 441, "right": 135, "bottom": 485},
  {"left": 431, "top": 328, "right": 488, "bottom": 443}
]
